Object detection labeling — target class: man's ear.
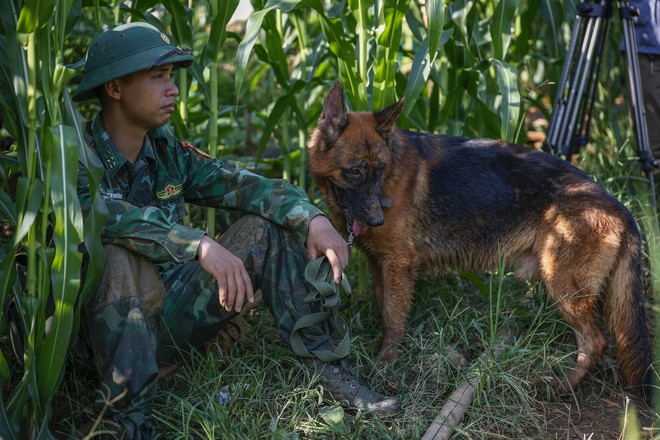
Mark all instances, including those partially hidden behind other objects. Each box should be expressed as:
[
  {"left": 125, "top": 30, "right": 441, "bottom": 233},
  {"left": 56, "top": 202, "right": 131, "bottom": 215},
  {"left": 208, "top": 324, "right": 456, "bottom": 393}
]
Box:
[{"left": 104, "top": 79, "right": 122, "bottom": 101}]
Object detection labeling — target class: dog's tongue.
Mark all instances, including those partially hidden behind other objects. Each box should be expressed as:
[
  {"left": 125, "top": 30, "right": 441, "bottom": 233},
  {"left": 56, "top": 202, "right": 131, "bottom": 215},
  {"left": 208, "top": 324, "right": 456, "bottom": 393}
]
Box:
[{"left": 352, "top": 219, "right": 369, "bottom": 237}]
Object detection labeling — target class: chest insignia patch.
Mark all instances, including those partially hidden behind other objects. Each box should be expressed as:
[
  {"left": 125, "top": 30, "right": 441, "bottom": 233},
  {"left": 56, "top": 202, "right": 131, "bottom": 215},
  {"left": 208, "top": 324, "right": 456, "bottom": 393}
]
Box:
[{"left": 157, "top": 183, "right": 182, "bottom": 200}]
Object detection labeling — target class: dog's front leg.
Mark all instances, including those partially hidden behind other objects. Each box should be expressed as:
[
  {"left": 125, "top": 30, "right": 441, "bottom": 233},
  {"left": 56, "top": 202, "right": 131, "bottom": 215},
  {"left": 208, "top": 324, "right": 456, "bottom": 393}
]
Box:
[
  {"left": 376, "top": 257, "right": 416, "bottom": 361},
  {"left": 365, "top": 255, "right": 385, "bottom": 317}
]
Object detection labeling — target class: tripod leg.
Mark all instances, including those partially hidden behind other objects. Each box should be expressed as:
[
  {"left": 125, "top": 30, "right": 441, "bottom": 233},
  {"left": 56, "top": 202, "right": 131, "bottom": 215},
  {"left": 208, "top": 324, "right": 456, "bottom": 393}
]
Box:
[
  {"left": 545, "top": 1, "right": 612, "bottom": 157},
  {"left": 560, "top": 3, "right": 610, "bottom": 156},
  {"left": 620, "top": 1, "right": 658, "bottom": 212},
  {"left": 546, "top": 9, "right": 586, "bottom": 155}
]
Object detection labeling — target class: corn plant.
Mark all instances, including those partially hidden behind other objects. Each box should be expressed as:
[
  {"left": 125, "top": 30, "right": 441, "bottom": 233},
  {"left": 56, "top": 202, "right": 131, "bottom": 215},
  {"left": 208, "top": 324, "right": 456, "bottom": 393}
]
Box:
[
  {"left": 0, "top": 0, "right": 106, "bottom": 437},
  {"left": 0, "top": 0, "right": 252, "bottom": 434},
  {"left": 233, "top": 0, "right": 566, "bottom": 167}
]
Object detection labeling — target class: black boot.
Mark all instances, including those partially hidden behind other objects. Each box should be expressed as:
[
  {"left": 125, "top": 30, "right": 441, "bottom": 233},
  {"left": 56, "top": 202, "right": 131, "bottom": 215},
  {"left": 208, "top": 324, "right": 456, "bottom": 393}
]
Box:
[{"left": 306, "top": 359, "right": 401, "bottom": 415}]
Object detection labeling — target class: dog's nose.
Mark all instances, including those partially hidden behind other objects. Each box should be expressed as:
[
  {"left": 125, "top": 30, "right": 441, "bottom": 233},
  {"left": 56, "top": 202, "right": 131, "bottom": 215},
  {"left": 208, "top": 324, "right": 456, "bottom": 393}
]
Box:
[{"left": 368, "top": 216, "right": 384, "bottom": 227}]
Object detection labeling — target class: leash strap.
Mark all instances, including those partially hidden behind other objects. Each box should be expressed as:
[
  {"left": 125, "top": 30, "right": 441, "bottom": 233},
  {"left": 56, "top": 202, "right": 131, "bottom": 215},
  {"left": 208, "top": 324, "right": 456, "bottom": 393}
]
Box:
[{"left": 289, "top": 255, "right": 352, "bottom": 362}]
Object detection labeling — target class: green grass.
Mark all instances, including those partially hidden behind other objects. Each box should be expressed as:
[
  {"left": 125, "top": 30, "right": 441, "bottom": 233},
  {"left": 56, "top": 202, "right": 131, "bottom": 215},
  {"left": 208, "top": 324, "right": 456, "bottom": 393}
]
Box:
[{"left": 49, "top": 253, "right": 657, "bottom": 439}]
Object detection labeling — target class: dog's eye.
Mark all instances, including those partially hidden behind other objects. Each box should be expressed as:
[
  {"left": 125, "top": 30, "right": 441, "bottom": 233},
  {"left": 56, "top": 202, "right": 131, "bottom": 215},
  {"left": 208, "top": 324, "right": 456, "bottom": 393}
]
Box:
[{"left": 346, "top": 162, "right": 367, "bottom": 179}]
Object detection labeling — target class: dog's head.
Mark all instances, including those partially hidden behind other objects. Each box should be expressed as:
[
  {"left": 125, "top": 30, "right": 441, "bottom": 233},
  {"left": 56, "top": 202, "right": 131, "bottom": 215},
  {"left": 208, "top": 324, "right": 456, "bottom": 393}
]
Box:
[{"left": 308, "top": 82, "right": 405, "bottom": 237}]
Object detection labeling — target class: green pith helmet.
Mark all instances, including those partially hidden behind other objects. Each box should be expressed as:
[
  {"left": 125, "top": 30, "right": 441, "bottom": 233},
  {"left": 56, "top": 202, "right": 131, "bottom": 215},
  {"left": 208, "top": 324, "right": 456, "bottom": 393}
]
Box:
[{"left": 72, "top": 22, "right": 194, "bottom": 102}]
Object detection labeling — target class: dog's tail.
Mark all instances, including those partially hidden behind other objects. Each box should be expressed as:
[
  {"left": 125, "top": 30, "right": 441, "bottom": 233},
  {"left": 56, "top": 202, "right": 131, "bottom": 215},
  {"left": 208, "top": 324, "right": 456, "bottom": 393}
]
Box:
[{"left": 605, "top": 223, "right": 652, "bottom": 398}]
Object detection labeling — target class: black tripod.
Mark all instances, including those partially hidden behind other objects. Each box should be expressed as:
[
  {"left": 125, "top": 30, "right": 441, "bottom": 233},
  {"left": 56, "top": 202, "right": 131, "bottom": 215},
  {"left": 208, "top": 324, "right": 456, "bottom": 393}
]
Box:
[{"left": 544, "top": 0, "right": 658, "bottom": 211}]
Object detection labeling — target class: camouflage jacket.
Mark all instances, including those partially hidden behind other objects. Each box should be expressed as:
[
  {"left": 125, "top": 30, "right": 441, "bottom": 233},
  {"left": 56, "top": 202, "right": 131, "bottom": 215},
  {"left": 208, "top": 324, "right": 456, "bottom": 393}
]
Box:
[{"left": 77, "top": 114, "right": 324, "bottom": 265}]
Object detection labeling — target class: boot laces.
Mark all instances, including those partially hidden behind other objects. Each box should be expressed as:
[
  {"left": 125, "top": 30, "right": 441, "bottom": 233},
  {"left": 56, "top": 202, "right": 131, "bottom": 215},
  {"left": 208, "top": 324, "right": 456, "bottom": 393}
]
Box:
[
  {"left": 331, "top": 362, "right": 361, "bottom": 390},
  {"left": 334, "top": 366, "right": 355, "bottom": 387}
]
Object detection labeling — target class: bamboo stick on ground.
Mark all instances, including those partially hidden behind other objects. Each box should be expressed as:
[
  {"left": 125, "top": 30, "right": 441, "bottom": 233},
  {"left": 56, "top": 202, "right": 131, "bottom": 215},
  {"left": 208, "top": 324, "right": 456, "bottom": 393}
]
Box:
[{"left": 421, "top": 329, "right": 514, "bottom": 440}]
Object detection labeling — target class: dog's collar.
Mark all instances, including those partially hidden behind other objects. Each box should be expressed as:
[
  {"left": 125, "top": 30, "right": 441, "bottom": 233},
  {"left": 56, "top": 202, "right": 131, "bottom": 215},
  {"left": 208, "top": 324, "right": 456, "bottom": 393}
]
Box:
[
  {"left": 345, "top": 219, "right": 355, "bottom": 249},
  {"left": 331, "top": 183, "right": 355, "bottom": 248}
]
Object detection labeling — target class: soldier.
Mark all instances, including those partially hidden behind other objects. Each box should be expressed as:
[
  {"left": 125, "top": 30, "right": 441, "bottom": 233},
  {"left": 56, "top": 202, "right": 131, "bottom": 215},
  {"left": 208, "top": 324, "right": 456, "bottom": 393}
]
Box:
[{"left": 74, "top": 22, "right": 399, "bottom": 438}]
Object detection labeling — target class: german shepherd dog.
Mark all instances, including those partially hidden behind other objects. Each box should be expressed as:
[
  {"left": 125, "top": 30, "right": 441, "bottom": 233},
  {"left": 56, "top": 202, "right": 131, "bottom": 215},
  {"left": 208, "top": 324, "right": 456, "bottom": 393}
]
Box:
[{"left": 308, "top": 82, "right": 651, "bottom": 394}]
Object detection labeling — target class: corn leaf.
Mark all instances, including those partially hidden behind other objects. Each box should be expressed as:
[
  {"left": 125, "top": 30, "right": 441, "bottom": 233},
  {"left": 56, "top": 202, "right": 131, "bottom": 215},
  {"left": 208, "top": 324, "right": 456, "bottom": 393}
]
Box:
[
  {"left": 61, "top": 92, "right": 107, "bottom": 306},
  {"left": 16, "top": 0, "right": 53, "bottom": 33},
  {"left": 373, "top": 0, "right": 410, "bottom": 110},
  {"left": 202, "top": 0, "right": 239, "bottom": 65},
  {"left": 38, "top": 124, "right": 83, "bottom": 400},
  {"left": 426, "top": 0, "right": 444, "bottom": 62},
  {"left": 491, "top": 0, "right": 517, "bottom": 60},
  {"left": 0, "top": 188, "right": 17, "bottom": 226},
  {"left": 492, "top": 59, "right": 520, "bottom": 142},
  {"left": 403, "top": 38, "right": 430, "bottom": 117},
  {"left": 0, "top": 378, "right": 17, "bottom": 439},
  {"left": 235, "top": 0, "right": 301, "bottom": 99},
  {"left": 162, "top": 0, "right": 193, "bottom": 47}
]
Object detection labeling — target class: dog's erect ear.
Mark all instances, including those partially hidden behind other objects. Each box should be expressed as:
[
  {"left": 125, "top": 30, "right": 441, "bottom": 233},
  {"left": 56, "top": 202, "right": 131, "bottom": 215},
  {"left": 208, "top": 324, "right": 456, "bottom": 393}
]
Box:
[
  {"left": 374, "top": 97, "right": 405, "bottom": 136},
  {"left": 318, "top": 81, "right": 348, "bottom": 144}
]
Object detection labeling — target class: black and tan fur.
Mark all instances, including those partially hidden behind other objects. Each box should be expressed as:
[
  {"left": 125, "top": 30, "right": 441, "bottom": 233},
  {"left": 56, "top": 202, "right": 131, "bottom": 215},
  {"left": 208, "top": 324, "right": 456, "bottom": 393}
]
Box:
[{"left": 308, "top": 82, "right": 651, "bottom": 394}]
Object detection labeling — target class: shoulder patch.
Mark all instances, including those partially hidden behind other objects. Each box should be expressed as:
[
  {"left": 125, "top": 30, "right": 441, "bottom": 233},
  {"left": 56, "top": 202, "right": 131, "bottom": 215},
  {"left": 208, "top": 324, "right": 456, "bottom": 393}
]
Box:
[{"left": 180, "top": 141, "right": 213, "bottom": 159}]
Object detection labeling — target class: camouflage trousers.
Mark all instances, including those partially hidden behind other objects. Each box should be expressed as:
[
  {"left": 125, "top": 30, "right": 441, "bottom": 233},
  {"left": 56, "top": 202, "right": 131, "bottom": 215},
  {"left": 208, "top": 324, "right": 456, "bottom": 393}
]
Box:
[{"left": 82, "top": 215, "right": 335, "bottom": 429}]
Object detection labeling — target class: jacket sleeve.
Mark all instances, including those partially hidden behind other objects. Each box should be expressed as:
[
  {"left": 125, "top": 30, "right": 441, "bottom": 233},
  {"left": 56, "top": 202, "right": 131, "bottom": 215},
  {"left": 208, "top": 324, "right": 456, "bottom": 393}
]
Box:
[
  {"left": 77, "top": 162, "right": 205, "bottom": 264},
  {"left": 175, "top": 141, "right": 326, "bottom": 236},
  {"left": 99, "top": 199, "right": 205, "bottom": 263}
]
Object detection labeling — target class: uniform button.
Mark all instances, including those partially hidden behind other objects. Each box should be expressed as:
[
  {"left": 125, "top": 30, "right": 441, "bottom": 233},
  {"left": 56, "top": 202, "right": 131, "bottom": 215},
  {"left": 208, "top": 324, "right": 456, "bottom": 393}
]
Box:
[{"left": 175, "top": 251, "right": 183, "bottom": 259}]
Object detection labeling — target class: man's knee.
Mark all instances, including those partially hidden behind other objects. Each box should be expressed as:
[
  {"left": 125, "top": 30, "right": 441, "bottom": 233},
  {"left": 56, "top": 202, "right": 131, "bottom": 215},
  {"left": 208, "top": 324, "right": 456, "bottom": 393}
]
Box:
[
  {"left": 233, "top": 214, "right": 273, "bottom": 233},
  {"left": 220, "top": 215, "right": 280, "bottom": 247},
  {"left": 102, "top": 244, "right": 140, "bottom": 268},
  {"left": 87, "top": 245, "right": 166, "bottom": 314}
]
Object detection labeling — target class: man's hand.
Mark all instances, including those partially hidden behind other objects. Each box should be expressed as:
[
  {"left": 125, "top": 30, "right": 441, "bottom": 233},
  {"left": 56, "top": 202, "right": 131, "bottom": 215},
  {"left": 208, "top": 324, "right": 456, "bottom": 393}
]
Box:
[
  {"left": 196, "top": 235, "right": 254, "bottom": 313},
  {"left": 307, "top": 215, "right": 349, "bottom": 283}
]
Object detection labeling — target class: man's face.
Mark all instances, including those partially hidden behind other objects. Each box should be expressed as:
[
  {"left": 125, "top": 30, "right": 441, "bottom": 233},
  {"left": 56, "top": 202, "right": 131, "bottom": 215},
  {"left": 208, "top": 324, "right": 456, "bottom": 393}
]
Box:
[{"left": 116, "top": 63, "right": 180, "bottom": 129}]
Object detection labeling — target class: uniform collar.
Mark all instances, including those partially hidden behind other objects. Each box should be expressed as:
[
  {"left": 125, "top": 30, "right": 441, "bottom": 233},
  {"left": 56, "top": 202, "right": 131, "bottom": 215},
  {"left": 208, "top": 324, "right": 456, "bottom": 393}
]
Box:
[{"left": 90, "top": 114, "right": 157, "bottom": 174}]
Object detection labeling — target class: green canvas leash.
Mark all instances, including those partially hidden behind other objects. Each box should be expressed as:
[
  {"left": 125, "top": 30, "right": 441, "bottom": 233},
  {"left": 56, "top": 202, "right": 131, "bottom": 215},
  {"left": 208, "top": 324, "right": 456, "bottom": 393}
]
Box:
[{"left": 289, "top": 255, "right": 352, "bottom": 362}]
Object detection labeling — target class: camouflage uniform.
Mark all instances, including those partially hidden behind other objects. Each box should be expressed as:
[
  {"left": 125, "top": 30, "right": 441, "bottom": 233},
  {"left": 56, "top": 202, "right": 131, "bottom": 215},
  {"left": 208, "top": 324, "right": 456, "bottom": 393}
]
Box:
[{"left": 77, "top": 115, "right": 336, "bottom": 432}]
